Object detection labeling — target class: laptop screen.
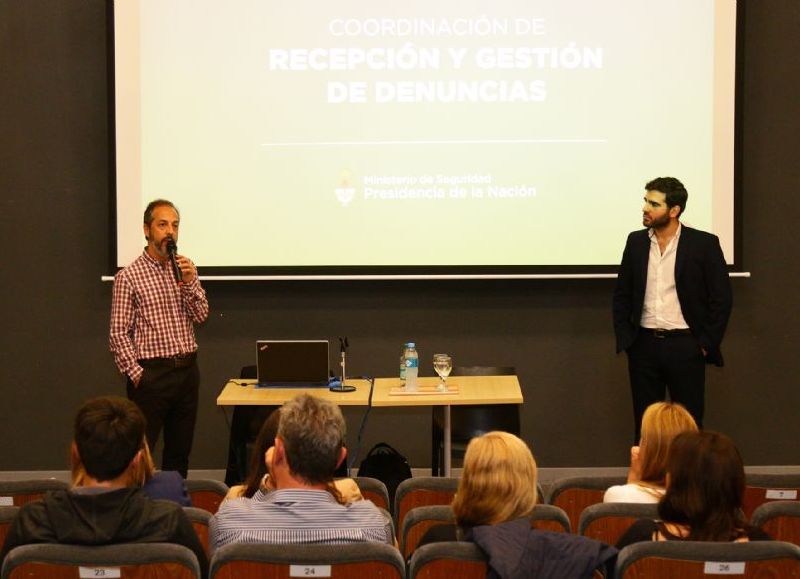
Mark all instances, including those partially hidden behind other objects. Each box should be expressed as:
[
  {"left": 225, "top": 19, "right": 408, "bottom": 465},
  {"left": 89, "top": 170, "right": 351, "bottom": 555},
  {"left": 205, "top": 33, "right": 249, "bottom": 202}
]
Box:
[{"left": 256, "top": 340, "right": 330, "bottom": 386}]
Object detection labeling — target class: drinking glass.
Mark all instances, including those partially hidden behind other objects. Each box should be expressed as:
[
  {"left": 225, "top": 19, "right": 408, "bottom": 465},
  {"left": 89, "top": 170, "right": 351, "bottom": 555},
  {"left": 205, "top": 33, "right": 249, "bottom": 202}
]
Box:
[{"left": 433, "top": 354, "right": 452, "bottom": 392}]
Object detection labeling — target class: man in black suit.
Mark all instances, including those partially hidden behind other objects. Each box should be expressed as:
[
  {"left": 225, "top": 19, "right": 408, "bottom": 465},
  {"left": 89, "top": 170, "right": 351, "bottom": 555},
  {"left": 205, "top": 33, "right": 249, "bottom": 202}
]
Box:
[{"left": 613, "top": 177, "right": 732, "bottom": 439}]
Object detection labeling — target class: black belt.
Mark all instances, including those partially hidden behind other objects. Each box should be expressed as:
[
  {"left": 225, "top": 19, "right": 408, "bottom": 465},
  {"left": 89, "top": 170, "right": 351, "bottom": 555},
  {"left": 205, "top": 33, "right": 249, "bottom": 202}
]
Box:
[
  {"left": 640, "top": 327, "right": 693, "bottom": 339},
  {"left": 140, "top": 352, "right": 197, "bottom": 368}
]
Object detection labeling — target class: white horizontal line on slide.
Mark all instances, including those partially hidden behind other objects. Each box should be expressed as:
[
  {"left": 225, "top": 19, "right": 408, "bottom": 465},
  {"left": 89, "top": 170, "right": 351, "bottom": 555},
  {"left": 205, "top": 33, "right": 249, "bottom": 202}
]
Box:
[{"left": 261, "top": 138, "right": 608, "bottom": 147}]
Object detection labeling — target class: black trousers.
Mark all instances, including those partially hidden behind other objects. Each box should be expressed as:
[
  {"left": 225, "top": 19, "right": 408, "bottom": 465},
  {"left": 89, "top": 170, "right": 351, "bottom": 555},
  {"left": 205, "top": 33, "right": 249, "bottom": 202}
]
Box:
[
  {"left": 627, "top": 330, "right": 705, "bottom": 442},
  {"left": 127, "top": 357, "right": 199, "bottom": 478}
]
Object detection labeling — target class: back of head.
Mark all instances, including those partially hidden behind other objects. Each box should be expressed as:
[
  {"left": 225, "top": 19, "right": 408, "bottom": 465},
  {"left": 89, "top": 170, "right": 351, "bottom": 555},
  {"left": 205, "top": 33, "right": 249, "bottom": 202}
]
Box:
[
  {"left": 658, "top": 430, "right": 747, "bottom": 540},
  {"left": 638, "top": 402, "right": 698, "bottom": 486},
  {"left": 278, "top": 394, "right": 345, "bottom": 485},
  {"left": 73, "top": 396, "right": 146, "bottom": 483},
  {"left": 452, "top": 431, "right": 537, "bottom": 528},
  {"left": 645, "top": 176, "right": 688, "bottom": 217}
]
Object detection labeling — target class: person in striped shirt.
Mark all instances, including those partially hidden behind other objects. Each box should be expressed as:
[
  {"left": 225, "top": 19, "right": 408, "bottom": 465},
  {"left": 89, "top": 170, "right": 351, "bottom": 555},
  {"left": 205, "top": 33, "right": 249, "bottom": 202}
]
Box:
[{"left": 210, "top": 394, "right": 394, "bottom": 550}]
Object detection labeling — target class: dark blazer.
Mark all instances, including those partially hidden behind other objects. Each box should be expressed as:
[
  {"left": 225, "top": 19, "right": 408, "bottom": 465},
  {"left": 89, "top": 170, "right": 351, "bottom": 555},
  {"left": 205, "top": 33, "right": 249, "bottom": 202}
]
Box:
[
  {"left": 612, "top": 225, "right": 732, "bottom": 366},
  {"left": 471, "top": 518, "right": 618, "bottom": 579},
  {"left": 418, "top": 519, "right": 618, "bottom": 579}
]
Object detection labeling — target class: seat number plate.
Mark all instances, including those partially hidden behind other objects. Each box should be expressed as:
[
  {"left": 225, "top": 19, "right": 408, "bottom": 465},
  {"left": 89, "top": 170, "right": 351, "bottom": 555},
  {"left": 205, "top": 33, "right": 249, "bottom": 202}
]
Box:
[
  {"left": 290, "top": 565, "right": 332, "bottom": 577},
  {"left": 704, "top": 561, "right": 745, "bottom": 574},
  {"left": 79, "top": 568, "right": 122, "bottom": 578}
]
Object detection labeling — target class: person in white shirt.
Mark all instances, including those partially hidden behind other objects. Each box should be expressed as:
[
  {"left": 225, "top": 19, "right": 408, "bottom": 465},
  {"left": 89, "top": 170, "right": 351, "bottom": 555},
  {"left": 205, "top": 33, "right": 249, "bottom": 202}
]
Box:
[
  {"left": 613, "top": 177, "right": 732, "bottom": 440},
  {"left": 604, "top": 402, "right": 697, "bottom": 503}
]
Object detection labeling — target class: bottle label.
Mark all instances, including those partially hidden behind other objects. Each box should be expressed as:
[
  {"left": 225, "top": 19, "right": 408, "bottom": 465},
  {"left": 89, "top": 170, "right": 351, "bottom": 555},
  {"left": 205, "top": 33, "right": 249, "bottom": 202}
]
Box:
[{"left": 405, "top": 358, "right": 419, "bottom": 369}]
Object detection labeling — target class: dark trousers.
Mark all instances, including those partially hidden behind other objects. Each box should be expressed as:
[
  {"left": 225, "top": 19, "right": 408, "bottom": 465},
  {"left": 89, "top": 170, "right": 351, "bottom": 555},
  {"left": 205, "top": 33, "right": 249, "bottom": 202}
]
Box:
[
  {"left": 127, "top": 358, "right": 199, "bottom": 478},
  {"left": 627, "top": 330, "right": 705, "bottom": 441}
]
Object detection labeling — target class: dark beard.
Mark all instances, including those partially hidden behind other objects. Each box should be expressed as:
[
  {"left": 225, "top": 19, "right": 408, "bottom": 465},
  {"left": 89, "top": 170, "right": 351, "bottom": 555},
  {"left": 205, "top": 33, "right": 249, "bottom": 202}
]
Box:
[{"left": 644, "top": 213, "right": 671, "bottom": 229}]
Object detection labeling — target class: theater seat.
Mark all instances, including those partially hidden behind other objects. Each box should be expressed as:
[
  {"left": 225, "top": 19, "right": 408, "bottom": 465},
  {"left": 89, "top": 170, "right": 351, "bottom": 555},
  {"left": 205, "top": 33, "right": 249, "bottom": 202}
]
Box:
[
  {"left": 0, "top": 480, "right": 68, "bottom": 507},
  {"left": 615, "top": 540, "right": 800, "bottom": 578},
  {"left": 1, "top": 542, "right": 200, "bottom": 579},
  {"left": 209, "top": 542, "right": 404, "bottom": 579}
]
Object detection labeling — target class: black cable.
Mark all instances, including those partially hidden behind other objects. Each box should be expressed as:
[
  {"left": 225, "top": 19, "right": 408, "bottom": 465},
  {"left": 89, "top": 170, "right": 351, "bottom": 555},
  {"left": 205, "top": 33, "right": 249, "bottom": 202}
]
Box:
[
  {"left": 227, "top": 379, "right": 251, "bottom": 387},
  {"left": 347, "top": 375, "right": 375, "bottom": 472}
]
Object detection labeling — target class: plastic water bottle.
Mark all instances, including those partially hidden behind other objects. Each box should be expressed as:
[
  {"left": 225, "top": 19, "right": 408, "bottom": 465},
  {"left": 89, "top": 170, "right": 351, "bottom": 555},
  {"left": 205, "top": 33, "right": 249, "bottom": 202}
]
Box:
[
  {"left": 399, "top": 344, "right": 408, "bottom": 384},
  {"left": 404, "top": 343, "right": 419, "bottom": 391}
]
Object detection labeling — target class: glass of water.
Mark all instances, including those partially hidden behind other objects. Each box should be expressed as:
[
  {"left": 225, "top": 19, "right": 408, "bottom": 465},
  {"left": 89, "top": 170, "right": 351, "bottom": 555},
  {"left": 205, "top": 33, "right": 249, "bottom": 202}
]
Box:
[{"left": 433, "top": 354, "right": 452, "bottom": 392}]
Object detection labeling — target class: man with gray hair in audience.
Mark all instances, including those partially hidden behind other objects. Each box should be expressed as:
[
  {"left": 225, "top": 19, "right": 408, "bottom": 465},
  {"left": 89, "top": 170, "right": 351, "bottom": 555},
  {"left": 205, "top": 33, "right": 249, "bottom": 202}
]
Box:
[{"left": 210, "top": 394, "right": 393, "bottom": 549}]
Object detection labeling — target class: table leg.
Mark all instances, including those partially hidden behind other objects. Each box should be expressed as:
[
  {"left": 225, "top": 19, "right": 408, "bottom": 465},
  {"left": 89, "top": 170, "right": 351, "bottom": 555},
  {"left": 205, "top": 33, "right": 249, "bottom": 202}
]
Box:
[{"left": 444, "top": 404, "right": 451, "bottom": 477}]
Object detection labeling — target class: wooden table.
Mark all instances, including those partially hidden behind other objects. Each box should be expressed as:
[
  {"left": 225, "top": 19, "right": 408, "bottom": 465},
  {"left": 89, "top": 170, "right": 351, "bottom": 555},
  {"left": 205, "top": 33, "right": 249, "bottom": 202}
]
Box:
[
  {"left": 371, "top": 376, "right": 523, "bottom": 476},
  {"left": 216, "top": 379, "right": 371, "bottom": 406},
  {"left": 217, "top": 375, "right": 523, "bottom": 477}
]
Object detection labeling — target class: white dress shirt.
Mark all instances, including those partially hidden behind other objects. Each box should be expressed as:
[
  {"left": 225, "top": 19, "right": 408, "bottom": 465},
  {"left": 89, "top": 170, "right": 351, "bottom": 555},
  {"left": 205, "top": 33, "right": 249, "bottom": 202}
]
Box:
[{"left": 640, "top": 224, "right": 689, "bottom": 329}]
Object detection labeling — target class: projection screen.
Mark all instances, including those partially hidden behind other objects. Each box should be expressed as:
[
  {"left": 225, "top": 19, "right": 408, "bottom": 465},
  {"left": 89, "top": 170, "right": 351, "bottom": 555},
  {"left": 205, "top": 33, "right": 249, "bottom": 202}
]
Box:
[{"left": 112, "top": 0, "right": 740, "bottom": 277}]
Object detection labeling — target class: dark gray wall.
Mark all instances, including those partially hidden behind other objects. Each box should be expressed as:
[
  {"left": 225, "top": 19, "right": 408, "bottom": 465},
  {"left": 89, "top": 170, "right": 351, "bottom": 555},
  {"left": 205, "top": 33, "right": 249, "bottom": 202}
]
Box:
[{"left": 1, "top": 1, "right": 798, "bottom": 471}]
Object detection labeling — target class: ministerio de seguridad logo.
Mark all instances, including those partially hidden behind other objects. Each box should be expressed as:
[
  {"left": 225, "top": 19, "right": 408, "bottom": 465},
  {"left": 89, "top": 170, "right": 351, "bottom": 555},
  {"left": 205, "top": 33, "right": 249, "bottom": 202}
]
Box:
[{"left": 335, "top": 169, "right": 356, "bottom": 207}]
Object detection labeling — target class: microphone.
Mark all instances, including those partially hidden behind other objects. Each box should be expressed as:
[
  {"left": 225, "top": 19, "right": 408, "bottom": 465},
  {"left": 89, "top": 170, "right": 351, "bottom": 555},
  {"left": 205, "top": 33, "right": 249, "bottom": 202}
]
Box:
[
  {"left": 166, "top": 238, "right": 183, "bottom": 285},
  {"left": 330, "top": 336, "right": 356, "bottom": 393}
]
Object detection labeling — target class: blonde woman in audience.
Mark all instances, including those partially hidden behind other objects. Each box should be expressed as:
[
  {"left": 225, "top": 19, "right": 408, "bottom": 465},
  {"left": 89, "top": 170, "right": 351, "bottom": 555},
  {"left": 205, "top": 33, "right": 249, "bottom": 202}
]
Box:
[
  {"left": 451, "top": 431, "right": 538, "bottom": 529},
  {"left": 617, "top": 430, "right": 770, "bottom": 548},
  {"left": 419, "top": 431, "right": 617, "bottom": 579},
  {"left": 604, "top": 402, "right": 697, "bottom": 504}
]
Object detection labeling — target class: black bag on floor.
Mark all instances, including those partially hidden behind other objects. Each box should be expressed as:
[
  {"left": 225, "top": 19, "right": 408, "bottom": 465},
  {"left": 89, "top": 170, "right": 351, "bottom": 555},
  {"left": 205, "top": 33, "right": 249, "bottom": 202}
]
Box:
[{"left": 358, "top": 442, "right": 412, "bottom": 507}]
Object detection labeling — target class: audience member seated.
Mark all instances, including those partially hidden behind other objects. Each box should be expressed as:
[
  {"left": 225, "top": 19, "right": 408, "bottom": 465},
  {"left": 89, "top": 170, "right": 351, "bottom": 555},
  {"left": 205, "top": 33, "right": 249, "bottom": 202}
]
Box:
[
  {"left": 72, "top": 438, "right": 191, "bottom": 506},
  {"left": 225, "top": 407, "right": 362, "bottom": 504},
  {"left": 0, "top": 396, "right": 207, "bottom": 577},
  {"left": 604, "top": 402, "right": 697, "bottom": 504},
  {"left": 211, "top": 394, "right": 393, "bottom": 550},
  {"left": 617, "top": 430, "right": 771, "bottom": 549},
  {"left": 419, "top": 431, "right": 617, "bottom": 579}
]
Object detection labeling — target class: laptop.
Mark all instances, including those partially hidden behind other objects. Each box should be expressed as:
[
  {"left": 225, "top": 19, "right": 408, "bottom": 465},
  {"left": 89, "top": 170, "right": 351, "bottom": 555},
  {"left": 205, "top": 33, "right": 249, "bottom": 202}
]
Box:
[{"left": 255, "top": 340, "right": 330, "bottom": 388}]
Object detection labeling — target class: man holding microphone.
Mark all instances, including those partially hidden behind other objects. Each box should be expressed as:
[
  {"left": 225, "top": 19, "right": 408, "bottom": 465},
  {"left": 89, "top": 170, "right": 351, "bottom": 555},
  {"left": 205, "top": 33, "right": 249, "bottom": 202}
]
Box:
[{"left": 110, "top": 199, "right": 209, "bottom": 477}]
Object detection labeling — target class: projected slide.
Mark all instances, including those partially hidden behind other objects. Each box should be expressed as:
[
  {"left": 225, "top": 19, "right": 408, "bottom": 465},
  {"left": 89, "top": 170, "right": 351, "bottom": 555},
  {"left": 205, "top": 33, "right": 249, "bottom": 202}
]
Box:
[{"left": 114, "top": 0, "right": 736, "bottom": 271}]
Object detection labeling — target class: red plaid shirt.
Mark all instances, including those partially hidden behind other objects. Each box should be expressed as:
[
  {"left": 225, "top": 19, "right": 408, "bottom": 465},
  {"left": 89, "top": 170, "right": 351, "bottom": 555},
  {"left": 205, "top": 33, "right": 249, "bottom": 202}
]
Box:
[{"left": 110, "top": 249, "right": 209, "bottom": 382}]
